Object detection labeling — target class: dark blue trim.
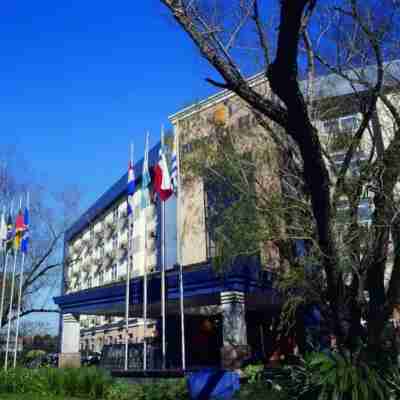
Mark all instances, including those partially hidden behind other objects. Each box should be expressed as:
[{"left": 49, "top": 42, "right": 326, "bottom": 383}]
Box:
[{"left": 54, "top": 263, "right": 278, "bottom": 315}]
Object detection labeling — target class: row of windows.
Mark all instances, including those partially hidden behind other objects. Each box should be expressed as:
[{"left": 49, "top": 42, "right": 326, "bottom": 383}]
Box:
[{"left": 74, "top": 264, "right": 119, "bottom": 290}]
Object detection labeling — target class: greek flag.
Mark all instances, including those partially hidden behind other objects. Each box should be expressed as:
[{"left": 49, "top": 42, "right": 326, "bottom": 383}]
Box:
[{"left": 127, "top": 159, "right": 135, "bottom": 216}]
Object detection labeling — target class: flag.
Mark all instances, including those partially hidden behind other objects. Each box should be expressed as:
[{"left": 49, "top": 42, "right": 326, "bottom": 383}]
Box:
[
  {"left": 14, "top": 209, "right": 24, "bottom": 250},
  {"left": 153, "top": 131, "right": 173, "bottom": 202},
  {"left": 21, "top": 207, "right": 29, "bottom": 253},
  {"left": 127, "top": 160, "right": 135, "bottom": 216},
  {"left": 0, "top": 211, "right": 7, "bottom": 252},
  {"left": 141, "top": 132, "right": 151, "bottom": 209},
  {"left": 6, "top": 213, "right": 14, "bottom": 251},
  {"left": 171, "top": 133, "right": 178, "bottom": 193}
]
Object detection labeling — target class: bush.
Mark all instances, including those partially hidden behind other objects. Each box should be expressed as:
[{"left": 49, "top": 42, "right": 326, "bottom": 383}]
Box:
[
  {"left": 106, "top": 379, "right": 189, "bottom": 400},
  {"left": 269, "top": 352, "right": 390, "bottom": 400},
  {"left": 0, "top": 368, "right": 188, "bottom": 400},
  {"left": 234, "top": 382, "right": 287, "bottom": 400},
  {"left": 0, "top": 367, "right": 112, "bottom": 399}
]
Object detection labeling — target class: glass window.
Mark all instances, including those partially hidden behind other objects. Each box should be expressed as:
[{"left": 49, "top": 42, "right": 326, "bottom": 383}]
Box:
[
  {"left": 87, "top": 277, "right": 93, "bottom": 289},
  {"left": 100, "top": 246, "right": 105, "bottom": 258},
  {"left": 90, "top": 227, "right": 94, "bottom": 241},
  {"left": 112, "top": 234, "right": 118, "bottom": 250},
  {"left": 113, "top": 207, "right": 119, "bottom": 222},
  {"left": 98, "top": 271, "right": 104, "bottom": 286},
  {"left": 340, "top": 115, "right": 359, "bottom": 132},
  {"left": 111, "top": 264, "right": 118, "bottom": 281},
  {"left": 323, "top": 119, "right": 339, "bottom": 134}
]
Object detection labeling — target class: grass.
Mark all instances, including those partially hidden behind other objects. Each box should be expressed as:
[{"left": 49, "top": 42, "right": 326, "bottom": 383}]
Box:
[{"left": 0, "top": 395, "right": 82, "bottom": 400}]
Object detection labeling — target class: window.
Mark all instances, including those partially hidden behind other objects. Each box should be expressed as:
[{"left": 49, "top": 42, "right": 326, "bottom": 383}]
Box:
[
  {"left": 112, "top": 234, "right": 118, "bottom": 250},
  {"left": 113, "top": 207, "right": 119, "bottom": 223},
  {"left": 100, "top": 246, "right": 105, "bottom": 258},
  {"left": 111, "top": 264, "right": 118, "bottom": 281},
  {"left": 90, "top": 227, "right": 94, "bottom": 241},
  {"left": 182, "top": 143, "right": 193, "bottom": 154},
  {"left": 323, "top": 119, "right": 339, "bottom": 134},
  {"left": 340, "top": 115, "right": 360, "bottom": 132},
  {"left": 98, "top": 271, "right": 104, "bottom": 286},
  {"left": 87, "top": 277, "right": 93, "bottom": 289}
]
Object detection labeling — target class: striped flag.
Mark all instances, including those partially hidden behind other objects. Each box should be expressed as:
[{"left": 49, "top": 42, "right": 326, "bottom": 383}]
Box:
[
  {"left": 14, "top": 208, "right": 24, "bottom": 250},
  {"left": 171, "top": 133, "right": 178, "bottom": 193},
  {"left": 127, "top": 160, "right": 135, "bottom": 216},
  {"left": 6, "top": 213, "right": 14, "bottom": 251}
]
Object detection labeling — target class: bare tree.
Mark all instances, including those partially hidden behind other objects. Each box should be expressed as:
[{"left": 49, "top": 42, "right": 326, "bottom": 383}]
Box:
[
  {"left": 0, "top": 154, "right": 81, "bottom": 329},
  {"left": 160, "top": 0, "right": 400, "bottom": 356}
]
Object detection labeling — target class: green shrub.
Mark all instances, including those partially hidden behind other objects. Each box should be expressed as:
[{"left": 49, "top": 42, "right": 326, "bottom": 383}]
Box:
[
  {"left": 242, "top": 364, "right": 264, "bottom": 384},
  {"left": 105, "top": 379, "right": 188, "bottom": 400},
  {"left": 0, "top": 367, "right": 112, "bottom": 399},
  {"left": 234, "top": 382, "right": 287, "bottom": 400},
  {"left": 106, "top": 380, "right": 141, "bottom": 400},
  {"left": 275, "top": 352, "right": 389, "bottom": 400}
]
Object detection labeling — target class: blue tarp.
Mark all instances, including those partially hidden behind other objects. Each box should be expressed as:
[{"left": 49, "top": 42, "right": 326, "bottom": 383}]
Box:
[{"left": 187, "top": 369, "right": 240, "bottom": 400}]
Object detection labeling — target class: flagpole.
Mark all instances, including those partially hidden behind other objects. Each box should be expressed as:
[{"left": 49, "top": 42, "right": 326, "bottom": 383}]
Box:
[
  {"left": 143, "top": 206, "right": 148, "bottom": 371},
  {"left": 13, "top": 192, "right": 29, "bottom": 368},
  {"left": 4, "top": 196, "right": 21, "bottom": 370},
  {"left": 176, "top": 127, "right": 186, "bottom": 371},
  {"left": 0, "top": 202, "right": 13, "bottom": 332},
  {"left": 142, "top": 132, "right": 150, "bottom": 371},
  {"left": 161, "top": 199, "right": 166, "bottom": 370},
  {"left": 124, "top": 143, "right": 134, "bottom": 372},
  {"left": 12, "top": 252, "right": 24, "bottom": 368},
  {"left": 160, "top": 127, "right": 167, "bottom": 370}
]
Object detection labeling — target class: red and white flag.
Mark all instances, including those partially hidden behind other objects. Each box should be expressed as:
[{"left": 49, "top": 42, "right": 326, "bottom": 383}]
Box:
[{"left": 153, "top": 129, "right": 173, "bottom": 202}]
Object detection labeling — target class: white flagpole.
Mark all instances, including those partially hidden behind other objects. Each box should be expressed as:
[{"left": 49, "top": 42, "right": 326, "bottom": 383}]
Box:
[
  {"left": 12, "top": 252, "right": 24, "bottom": 368},
  {"left": 5, "top": 197, "right": 21, "bottom": 370},
  {"left": 0, "top": 203, "right": 12, "bottom": 330},
  {"left": 124, "top": 143, "right": 134, "bottom": 371},
  {"left": 176, "top": 128, "right": 186, "bottom": 370},
  {"left": 160, "top": 126, "right": 167, "bottom": 370},
  {"left": 13, "top": 192, "right": 29, "bottom": 368},
  {"left": 143, "top": 132, "right": 150, "bottom": 371},
  {"left": 143, "top": 206, "right": 148, "bottom": 371}
]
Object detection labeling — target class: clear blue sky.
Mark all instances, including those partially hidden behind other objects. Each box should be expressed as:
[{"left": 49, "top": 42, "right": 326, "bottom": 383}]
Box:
[
  {"left": 0, "top": 1, "right": 218, "bottom": 211},
  {"left": 0, "top": 2, "right": 220, "bottom": 333}
]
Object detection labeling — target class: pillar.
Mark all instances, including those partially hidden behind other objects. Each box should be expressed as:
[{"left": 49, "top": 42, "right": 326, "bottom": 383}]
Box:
[
  {"left": 59, "top": 313, "right": 81, "bottom": 368},
  {"left": 220, "top": 291, "right": 250, "bottom": 370}
]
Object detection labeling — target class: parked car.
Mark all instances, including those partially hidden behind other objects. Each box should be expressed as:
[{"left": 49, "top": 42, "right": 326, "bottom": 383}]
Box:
[{"left": 81, "top": 351, "right": 101, "bottom": 366}]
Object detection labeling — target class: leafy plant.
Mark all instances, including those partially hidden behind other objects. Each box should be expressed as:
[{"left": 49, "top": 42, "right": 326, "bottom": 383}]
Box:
[
  {"left": 243, "top": 364, "right": 264, "bottom": 384},
  {"left": 307, "top": 352, "right": 387, "bottom": 400}
]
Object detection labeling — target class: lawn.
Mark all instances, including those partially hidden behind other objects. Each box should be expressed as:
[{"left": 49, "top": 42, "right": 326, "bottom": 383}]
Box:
[{"left": 1, "top": 395, "right": 82, "bottom": 400}]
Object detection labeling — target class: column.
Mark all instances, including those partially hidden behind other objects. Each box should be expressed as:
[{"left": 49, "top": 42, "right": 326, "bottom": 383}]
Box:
[
  {"left": 220, "top": 291, "right": 249, "bottom": 370},
  {"left": 59, "top": 313, "right": 81, "bottom": 368}
]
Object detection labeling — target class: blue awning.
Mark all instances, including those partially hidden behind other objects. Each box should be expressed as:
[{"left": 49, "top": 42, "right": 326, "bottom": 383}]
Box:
[{"left": 54, "top": 263, "right": 278, "bottom": 316}]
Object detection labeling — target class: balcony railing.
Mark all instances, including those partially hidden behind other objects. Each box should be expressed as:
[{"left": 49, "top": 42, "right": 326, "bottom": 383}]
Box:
[
  {"left": 118, "top": 244, "right": 127, "bottom": 261},
  {"left": 105, "top": 221, "right": 116, "bottom": 239}
]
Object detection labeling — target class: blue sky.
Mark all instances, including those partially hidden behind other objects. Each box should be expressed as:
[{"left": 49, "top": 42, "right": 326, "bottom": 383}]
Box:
[
  {"left": 0, "top": 2, "right": 221, "bottom": 333},
  {"left": 0, "top": 1, "right": 217, "bottom": 211}
]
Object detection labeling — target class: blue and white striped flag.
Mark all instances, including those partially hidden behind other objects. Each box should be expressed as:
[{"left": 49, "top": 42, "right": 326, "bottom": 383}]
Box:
[
  {"left": 171, "top": 133, "right": 178, "bottom": 194},
  {"left": 141, "top": 132, "right": 151, "bottom": 209},
  {"left": 127, "top": 156, "right": 135, "bottom": 216}
]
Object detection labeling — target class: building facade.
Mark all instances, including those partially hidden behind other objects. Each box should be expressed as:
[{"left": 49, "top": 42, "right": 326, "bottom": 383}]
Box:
[{"left": 55, "top": 62, "right": 400, "bottom": 369}]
